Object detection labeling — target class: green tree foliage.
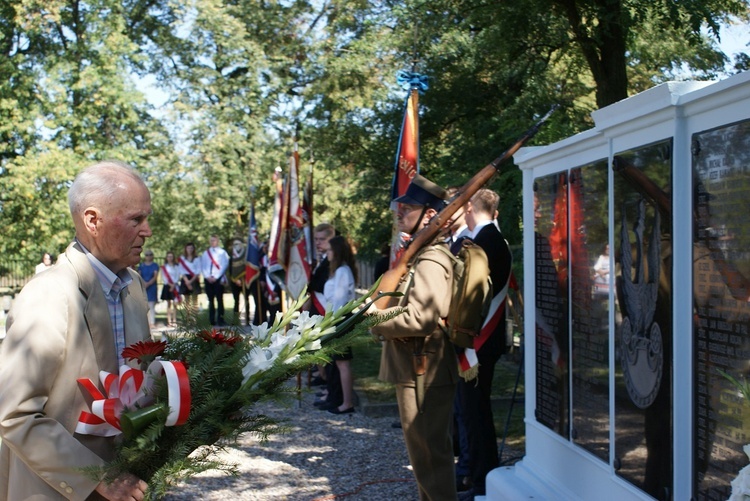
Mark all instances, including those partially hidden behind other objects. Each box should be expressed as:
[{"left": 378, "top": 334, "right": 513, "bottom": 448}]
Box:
[
  {"left": 0, "top": 0, "right": 178, "bottom": 263},
  {"left": 0, "top": 149, "right": 79, "bottom": 266},
  {"left": 0, "top": 0, "right": 747, "bottom": 269}
]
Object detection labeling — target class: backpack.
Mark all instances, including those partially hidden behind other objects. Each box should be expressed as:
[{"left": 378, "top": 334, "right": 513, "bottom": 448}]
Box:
[{"left": 436, "top": 240, "right": 493, "bottom": 348}]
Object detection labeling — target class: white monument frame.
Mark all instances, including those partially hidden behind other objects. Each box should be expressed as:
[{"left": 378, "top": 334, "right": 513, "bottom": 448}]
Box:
[{"left": 485, "top": 70, "right": 750, "bottom": 501}]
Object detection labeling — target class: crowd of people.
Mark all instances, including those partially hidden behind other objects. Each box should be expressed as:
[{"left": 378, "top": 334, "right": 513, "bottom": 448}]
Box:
[
  {"left": 129, "top": 235, "right": 283, "bottom": 330},
  {"left": 1, "top": 161, "right": 516, "bottom": 501}
]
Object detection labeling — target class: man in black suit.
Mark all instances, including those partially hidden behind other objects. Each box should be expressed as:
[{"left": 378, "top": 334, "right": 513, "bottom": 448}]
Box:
[{"left": 457, "top": 188, "right": 513, "bottom": 499}]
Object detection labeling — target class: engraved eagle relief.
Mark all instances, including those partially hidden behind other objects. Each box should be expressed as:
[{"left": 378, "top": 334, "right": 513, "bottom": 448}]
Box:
[{"left": 619, "top": 199, "right": 663, "bottom": 409}]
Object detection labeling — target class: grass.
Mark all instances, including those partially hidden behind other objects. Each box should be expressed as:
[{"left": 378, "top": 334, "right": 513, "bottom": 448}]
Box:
[{"left": 352, "top": 340, "right": 396, "bottom": 403}]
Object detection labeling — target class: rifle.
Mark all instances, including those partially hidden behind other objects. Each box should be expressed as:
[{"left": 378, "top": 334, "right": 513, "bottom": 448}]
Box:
[{"left": 373, "top": 105, "right": 558, "bottom": 308}]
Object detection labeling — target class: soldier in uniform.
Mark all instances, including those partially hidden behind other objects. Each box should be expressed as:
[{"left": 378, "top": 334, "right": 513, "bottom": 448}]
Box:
[{"left": 369, "top": 175, "right": 458, "bottom": 501}]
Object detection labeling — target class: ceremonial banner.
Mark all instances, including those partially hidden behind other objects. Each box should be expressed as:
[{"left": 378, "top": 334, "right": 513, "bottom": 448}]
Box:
[
  {"left": 244, "top": 202, "right": 261, "bottom": 286},
  {"left": 391, "top": 87, "right": 420, "bottom": 205},
  {"left": 282, "top": 140, "right": 311, "bottom": 300},
  {"left": 304, "top": 165, "right": 314, "bottom": 267},
  {"left": 268, "top": 167, "right": 284, "bottom": 275},
  {"left": 388, "top": 72, "right": 428, "bottom": 268}
]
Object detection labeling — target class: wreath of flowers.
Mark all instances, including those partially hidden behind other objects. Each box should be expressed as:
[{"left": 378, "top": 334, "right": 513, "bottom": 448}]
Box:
[{"left": 78, "top": 283, "right": 399, "bottom": 500}]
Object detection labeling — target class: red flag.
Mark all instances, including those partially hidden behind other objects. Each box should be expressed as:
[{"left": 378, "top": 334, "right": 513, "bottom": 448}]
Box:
[
  {"left": 548, "top": 172, "right": 569, "bottom": 287},
  {"left": 568, "top": 168, "right": 592, "bottom": 305},
  {"left": 282, "top": 139, "right": 311, "bottom": 300},
  {"left": 391, "top": 88, "right": 420, "bottom": 205},
  {"left": 388, "top": 74, "right": 425, "bottom": 269}
]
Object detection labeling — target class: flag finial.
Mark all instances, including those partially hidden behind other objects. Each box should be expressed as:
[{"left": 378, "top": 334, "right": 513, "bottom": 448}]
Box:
[{"left": 397, "top": 70, "right": 428, "bottom": 93}]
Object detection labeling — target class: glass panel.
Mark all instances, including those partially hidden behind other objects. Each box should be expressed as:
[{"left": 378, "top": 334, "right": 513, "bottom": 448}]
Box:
[
  {"left": 612, "top": 140, "right": 673, "bottom": 500},
  {"left": 692, "top": 119, "right": 750, "bottom": 500},
  {"left": 570, "top": 162, "right": 610, "bottom": 462},
  {"left": 534, "top": 172, "right": 570, "bottom": 437}
]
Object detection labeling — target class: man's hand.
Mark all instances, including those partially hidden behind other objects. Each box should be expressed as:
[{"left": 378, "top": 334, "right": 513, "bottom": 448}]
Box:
[
  {"left": 95, "top": 473, "right": 148, "bottom": 501},
  {"left": 359, "top": 299, "right": 379, "bottom": 315}
]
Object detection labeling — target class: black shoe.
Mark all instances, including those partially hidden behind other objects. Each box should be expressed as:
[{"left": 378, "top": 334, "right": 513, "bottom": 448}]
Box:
[
  {"left": 456, "top": 476, "right": 472, "bottom": 492},
  {"left": 391, "top": 421, "right": 402, "bottom": 429},
  {"left": 457, "top": 488, "right": 475, "bottom": 501},
  {"left": 328, "top": 407, "right": 355, "bottom": 414}
]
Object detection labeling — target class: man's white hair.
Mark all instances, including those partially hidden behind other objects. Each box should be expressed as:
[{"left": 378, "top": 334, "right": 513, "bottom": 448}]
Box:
[{"left": 67, "top": 160, "right": 141, "bottom": 216}]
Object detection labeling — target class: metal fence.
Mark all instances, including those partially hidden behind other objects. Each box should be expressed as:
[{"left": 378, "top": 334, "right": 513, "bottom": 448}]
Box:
[
  {"left": 0, "top": 257, "right": 379, "bottom": 294},
  {"left": 0, "top": 246, "right": 524, "bottom": 301},
  {"left": 0, "top": 259, "right": 35, "bottom": 297}
]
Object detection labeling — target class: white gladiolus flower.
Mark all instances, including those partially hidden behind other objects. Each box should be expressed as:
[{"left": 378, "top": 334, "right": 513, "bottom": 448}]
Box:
[
  {"left": 250, "top": 322, "right": 273, "bottom": 342},
  {"left": 242, "top": 347, "right": 275, "bottom": 384},
  {"left": 267, "top": 331, "right": 301, "bottom": 359},
  {"left": 305, "top": 339, "right": 322, "bottom": 351},
  {"left": 291, "top": 311, "right": 324, "bottom": 332}
]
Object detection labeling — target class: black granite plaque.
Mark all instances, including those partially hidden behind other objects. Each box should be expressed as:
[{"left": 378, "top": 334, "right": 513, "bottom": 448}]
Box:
[
  {"left": 569, "top": 163, "right": 610, "bottom": 462},
  {"left": 612, "top": 140, "right": 673, "bottom": 500},
  {"left": 534, "top": 173, "right": 570, "bottom": 437},
  {"left": 692, "top": 119, "right": 750, "bottom": 501}
]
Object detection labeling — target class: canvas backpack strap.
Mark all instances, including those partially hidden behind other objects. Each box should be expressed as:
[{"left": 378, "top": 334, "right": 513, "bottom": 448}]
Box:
[{"left": 432, "top": 244, "right": 458, "bottom": 336}]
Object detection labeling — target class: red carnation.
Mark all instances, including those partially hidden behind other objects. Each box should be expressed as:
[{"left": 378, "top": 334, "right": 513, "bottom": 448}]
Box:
[
  {"left": 198, "top": 328, "right": 242, "bottom": 347},
  {"left": 122, "top": 340, "right": 167, "bottom": 364}
]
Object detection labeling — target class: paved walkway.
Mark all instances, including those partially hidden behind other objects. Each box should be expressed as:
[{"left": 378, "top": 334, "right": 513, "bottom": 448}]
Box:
[{"left": 164, "top": 386, "right": 418, "bottom": 500}]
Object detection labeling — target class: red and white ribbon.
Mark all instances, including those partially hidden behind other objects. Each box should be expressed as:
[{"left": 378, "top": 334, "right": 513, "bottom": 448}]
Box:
[
  {"left": 75, "top": 360, "right": 191, "bottom": 436},
  {"left": 155, "top": 360, "right": 191, "bottom": 426},
  {"left": 311, "top": 291, "right": 326, "bottom": 316},
  {"left": 178, "top": 256, "right": 197, "bottom": 278},
  {"left": 162, "top": 265, "right": 183, "bottom": 303},
  {"left": 457, "top": 279, "right": 509, "bottom": 379}
]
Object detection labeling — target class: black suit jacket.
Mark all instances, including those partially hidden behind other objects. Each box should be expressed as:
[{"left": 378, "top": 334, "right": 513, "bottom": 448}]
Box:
[{"left": 472, "top": 222, "right": 513, "bottom": 356}]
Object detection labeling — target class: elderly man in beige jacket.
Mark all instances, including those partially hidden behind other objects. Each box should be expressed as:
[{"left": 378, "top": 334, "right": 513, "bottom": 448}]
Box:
[{"left": 0, "top": 161, "right": 152, "bottom": 500}]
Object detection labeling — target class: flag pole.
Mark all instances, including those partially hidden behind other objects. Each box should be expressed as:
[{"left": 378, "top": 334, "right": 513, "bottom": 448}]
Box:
[
  {"left": 388, "top": 70, "right": 427, "bottom": 268},
  {"left": 306, "top": 148, "right": 315, "bottom": 390},
  {"left": 292, "top": 125, "right": 302, "bottom": 407},
  {"left": 244, "top": 186, "right": 263, "bottom": 328},
  {"left": 248, "top": 186, "right": 255, "bottom": 328},
  {"left": 255, "top": 278, "right": 263, "bottom": 326}
]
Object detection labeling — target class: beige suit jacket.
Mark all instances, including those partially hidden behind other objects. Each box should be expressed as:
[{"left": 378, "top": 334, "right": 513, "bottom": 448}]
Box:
[
  {"left": 0, "top": 242, "right": 150, "bottom": 500},
  {"left": 373, "top": 243, "right": 458, "bottom": 386}
]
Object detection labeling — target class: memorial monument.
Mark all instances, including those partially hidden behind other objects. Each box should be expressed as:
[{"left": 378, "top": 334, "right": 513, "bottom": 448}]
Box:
[{"left": 485, "top": 70, "right": 750, "bottom": 501}]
